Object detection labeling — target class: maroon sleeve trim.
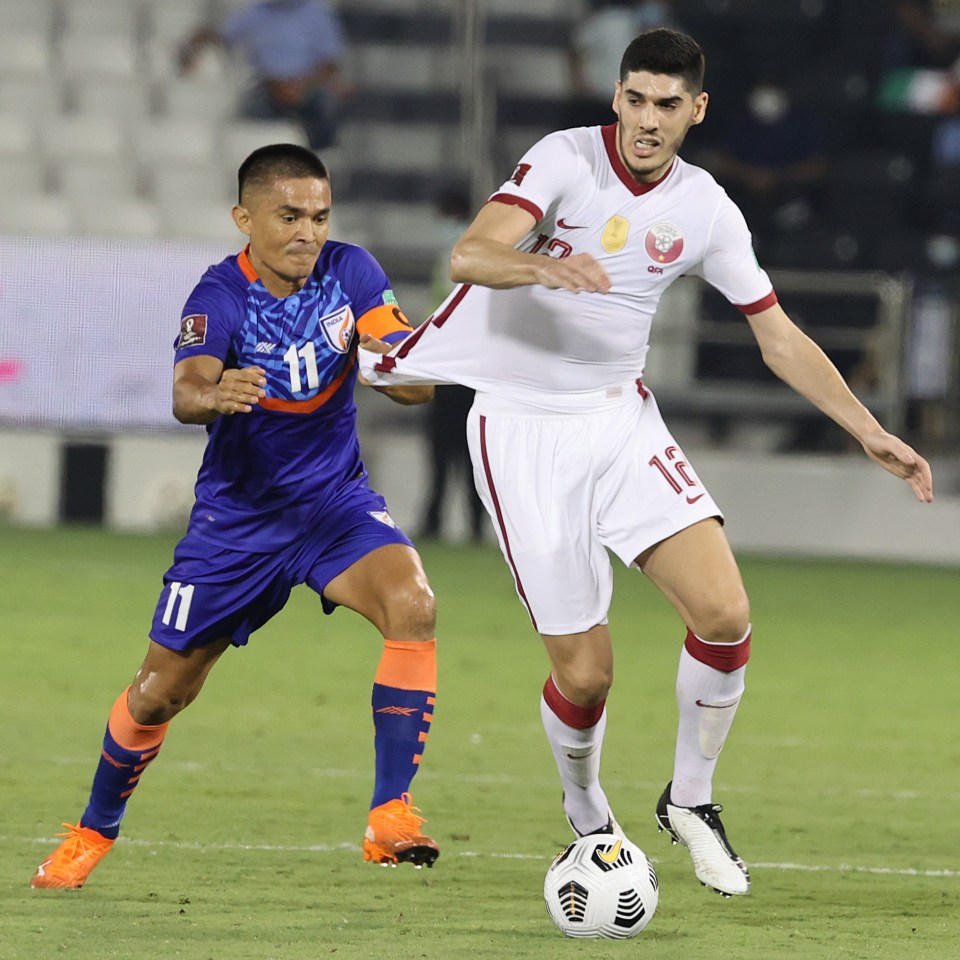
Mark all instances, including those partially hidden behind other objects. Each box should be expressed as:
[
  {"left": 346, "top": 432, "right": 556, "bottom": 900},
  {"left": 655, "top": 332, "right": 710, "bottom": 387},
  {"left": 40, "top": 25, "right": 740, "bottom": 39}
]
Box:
[
  {"left": 735, "top": 290, "right": 778, "bottom": 315},
  {"left": 488, "top": 192, "right": 543, "bottom": 223}
]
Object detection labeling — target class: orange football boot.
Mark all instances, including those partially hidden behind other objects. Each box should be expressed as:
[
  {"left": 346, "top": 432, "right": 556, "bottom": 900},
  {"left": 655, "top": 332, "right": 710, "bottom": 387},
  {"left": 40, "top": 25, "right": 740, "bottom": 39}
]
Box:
[
  {"left": 30, "top": 822, "right": 115, "bottom": 889},
  {"left": 363, "top": 792, "right": 439, "bottom": 868}
]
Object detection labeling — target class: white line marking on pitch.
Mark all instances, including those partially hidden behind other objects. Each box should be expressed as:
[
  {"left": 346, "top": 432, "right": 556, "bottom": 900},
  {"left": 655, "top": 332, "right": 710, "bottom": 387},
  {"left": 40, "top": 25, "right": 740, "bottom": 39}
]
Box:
[{"left": 8, "top": 835, "right": 958, "bottom": 879}]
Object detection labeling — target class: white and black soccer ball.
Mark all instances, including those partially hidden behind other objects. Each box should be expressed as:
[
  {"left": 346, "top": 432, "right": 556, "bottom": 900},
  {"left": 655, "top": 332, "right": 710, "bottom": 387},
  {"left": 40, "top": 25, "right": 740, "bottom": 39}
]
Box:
[{"left": 544, "top": 834, "right": 659, "bottom": 939}]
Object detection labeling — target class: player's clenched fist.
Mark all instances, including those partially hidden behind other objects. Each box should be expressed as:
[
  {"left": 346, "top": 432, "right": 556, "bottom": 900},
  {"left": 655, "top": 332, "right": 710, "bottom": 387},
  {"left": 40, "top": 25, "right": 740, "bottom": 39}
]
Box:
[{"left": 214, "top": 366, "right": 267, "bottom": 414}]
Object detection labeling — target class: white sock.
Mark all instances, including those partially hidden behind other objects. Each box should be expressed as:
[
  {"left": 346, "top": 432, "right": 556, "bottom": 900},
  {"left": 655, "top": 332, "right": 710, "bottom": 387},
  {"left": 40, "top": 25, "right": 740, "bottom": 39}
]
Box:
[
  {"left": 540, "top": 691, "right": 611, "bottom": 835},
  {"left": 671, "top": 630, "right": 749, "bottom": 808}
]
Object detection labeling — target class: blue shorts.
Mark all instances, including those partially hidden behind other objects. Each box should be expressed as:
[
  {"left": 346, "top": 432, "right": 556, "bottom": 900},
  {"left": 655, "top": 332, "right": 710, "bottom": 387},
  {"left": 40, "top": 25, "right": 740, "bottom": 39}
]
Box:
[{"left": 149, "top": 483, "right": 412, "bottom": 652}]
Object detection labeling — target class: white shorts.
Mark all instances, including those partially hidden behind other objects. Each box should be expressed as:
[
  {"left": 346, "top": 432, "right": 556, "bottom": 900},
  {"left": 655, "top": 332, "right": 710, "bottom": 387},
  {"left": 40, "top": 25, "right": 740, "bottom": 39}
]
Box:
[{"left": 467, "top": 385, "right": 722, "bottom": 636}]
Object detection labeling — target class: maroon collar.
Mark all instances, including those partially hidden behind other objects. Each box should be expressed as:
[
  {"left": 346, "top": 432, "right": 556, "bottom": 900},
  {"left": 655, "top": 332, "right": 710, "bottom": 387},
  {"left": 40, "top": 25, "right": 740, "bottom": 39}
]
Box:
[{"left": 601, "top": 123, "right": 674, "bottom": 196}]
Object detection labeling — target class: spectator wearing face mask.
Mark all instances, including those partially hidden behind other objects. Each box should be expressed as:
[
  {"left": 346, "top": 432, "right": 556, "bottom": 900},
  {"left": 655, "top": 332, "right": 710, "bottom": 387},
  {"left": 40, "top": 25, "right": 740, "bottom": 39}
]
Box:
[{"left": 707, "top": 80, "right": 829, "bottom": 242}]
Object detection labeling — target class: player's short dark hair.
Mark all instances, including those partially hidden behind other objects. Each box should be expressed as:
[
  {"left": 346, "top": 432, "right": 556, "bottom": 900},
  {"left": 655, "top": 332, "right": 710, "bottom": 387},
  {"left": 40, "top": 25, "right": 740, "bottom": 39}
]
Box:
[
  {"left": 620, "top": 28, "right": 705, "bottom": 95},
  {"left": 237, "top": 144, "right": 328, "bottom": 203}
]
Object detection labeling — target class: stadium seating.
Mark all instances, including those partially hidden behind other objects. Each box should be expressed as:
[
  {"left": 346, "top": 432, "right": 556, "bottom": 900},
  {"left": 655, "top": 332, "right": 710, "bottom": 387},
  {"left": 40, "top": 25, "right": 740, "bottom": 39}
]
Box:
[
  {"left": 0, "top": 0, "right": 952, "bottom": 280},
  {"left": 0, "top": 75, "right": 63, "bottom": 118},
  {"left": 72, "top": 197, "right": 162, "bottom": 239},
  {"left": 71, "top": 76, "right": 154, "bottom": 122},
  {"left": 145, "top": 3, "right": 209, "bottom": 45},
  {"left": 351, "top": 43, "right": 459, "bottom": 92},
  {"left": 131, "top": 117, "right": 220, "bottom": 167},
  {"left": 59, "top": 35, "right": 140, "bottom": 80},
  {"left": 161, "top": 78, "right": 239, "bottom": 123},
  {"left": 487, "top": 47, "right": 572, "bottom": 97},
  {"left": 0, "top": 156, "right": 47, "bottom": 195},
  {"left": 157, "top": 199, "right": 245, "bottom": 244},
  {"left": 219, "top": 119, "right": 311, "bottom": 177},
  {"left": 0, "top": 112, "right": 37, "bottom": 157},
  {"left": 150, "top": 162, "right": 235, "bottom": 208},
  {"left": 0, "top": 0, "right": 56, "bottom": 34},
  {"left": 0, "top": 33, "right": 53, "bottom": 75},
  {"left": 0, "top": 0, "right": 952, "bottom": 455},
  {"left": 64, "top": 4, "right": 140, "bottom": 43},
  {"left": 0, "top": 193, "right": 76, "bottom": 236},
  {"left": 40, "top": 115, "right": 127, "bottom": 163},
  {"left": 56, "top": 157, "right": 141, "bottom": 205}
]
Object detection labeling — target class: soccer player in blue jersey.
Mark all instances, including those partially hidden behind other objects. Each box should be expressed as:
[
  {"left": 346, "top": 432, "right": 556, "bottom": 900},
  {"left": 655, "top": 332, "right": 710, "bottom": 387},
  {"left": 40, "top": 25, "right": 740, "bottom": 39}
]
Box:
[{"left": 31, "top": 144, "right": 441, "bottom": 889}]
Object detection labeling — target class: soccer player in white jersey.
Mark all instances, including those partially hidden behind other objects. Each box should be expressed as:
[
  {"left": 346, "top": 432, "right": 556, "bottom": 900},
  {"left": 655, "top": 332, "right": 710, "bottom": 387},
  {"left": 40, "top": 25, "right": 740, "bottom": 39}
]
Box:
[{"left": 359, "top": 29, "right": 934, "bottom": 897}]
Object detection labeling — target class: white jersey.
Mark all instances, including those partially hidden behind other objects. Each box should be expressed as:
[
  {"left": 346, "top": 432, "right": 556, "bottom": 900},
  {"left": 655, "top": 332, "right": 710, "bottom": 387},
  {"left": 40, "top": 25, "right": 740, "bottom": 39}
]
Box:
[{"left": 362, "top": 124, "right": 777, "bottom": 412}]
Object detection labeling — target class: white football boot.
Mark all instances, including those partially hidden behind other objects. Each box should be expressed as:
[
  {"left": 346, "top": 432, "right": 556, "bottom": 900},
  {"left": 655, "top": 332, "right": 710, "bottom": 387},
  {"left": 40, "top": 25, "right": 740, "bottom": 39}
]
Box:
[{"left": 655, "top": 781, "right": 750, "bottom": 896}]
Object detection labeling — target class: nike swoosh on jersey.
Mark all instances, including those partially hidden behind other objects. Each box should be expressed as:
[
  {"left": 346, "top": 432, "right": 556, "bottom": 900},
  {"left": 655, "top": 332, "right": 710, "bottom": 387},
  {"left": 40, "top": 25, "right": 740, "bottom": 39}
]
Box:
[
  {"left": 686, "top": 493, "right": 706, "bottom": 504},
  {"left": 557, "top": 218, "right": 586, "bottom": 229}
]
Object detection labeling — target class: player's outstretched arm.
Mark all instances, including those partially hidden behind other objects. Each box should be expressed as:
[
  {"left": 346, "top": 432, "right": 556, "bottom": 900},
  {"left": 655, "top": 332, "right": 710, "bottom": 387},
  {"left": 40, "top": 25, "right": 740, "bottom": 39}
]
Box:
[
  {"left": 173, "top": 355, "right": 266, "bottom": 424},
  {"left": 746, "top": 304, "right": 934, "bottom": 503},
  {"left": 357, "top": 334, "right": 435, "bottom": 405},
  {"left": 450, "top": 200, "right": 611, "bottom": 293}
]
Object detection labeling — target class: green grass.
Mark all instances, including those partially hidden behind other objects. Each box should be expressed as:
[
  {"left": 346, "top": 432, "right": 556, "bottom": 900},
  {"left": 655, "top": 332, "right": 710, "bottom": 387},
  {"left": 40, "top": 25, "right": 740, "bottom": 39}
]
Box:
[{"left": 1, "top": 525, "right": 958, "bottom": 959}]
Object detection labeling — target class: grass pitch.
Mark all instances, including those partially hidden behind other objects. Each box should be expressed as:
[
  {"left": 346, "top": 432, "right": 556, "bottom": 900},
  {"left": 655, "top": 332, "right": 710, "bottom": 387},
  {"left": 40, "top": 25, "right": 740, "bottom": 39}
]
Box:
[{"left": 1, "top": 525, "right": 958, "bottom": 960}]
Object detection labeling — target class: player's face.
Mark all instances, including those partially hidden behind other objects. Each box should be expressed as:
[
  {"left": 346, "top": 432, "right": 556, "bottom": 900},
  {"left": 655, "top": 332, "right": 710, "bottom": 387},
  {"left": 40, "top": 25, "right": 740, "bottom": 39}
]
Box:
[
  {"left": 612, "top": 71, "right": 708, "bottom": 183},
  {"left": 232, "top": 176, "right": 332, "bottom": 296}
]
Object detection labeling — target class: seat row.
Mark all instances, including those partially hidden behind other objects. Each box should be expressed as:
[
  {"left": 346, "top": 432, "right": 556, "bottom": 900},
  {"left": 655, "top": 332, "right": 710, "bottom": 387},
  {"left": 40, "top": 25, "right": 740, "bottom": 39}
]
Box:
[
  {"left": 0, "top": 109, "right": 465, "bottom": 175},
  {"left": 0, "top": 188, "right": 451, "bottom": 254}
]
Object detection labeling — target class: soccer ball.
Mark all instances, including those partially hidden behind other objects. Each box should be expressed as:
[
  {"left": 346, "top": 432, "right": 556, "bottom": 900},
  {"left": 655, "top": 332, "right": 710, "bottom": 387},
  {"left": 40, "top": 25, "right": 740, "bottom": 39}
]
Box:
[{"left": 543, "top": 833, "right": 659, "bottom": 939}]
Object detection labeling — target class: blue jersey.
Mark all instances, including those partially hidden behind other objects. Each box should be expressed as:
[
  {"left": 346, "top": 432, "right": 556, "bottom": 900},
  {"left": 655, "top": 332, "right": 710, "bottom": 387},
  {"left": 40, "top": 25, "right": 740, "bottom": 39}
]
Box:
[{"left": 174, "top": 241, "right": 412, "bottom": 552}]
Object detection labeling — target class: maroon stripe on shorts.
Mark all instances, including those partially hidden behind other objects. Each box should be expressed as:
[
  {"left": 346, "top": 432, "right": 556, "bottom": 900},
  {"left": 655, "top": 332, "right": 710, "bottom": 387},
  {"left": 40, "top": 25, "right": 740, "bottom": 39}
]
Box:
[{"left": 479, "top": 415, "right": 538, "bottom": 632}]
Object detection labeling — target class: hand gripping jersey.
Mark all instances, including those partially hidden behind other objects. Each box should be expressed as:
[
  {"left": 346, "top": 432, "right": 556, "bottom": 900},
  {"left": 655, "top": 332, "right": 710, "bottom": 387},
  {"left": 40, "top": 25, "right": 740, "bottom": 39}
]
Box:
[
  {"left": 361, "top": 124, "right": 777, "bottom": 412},
  {"left": 175, "top": 241, "right": 411, "bottom": 551}
]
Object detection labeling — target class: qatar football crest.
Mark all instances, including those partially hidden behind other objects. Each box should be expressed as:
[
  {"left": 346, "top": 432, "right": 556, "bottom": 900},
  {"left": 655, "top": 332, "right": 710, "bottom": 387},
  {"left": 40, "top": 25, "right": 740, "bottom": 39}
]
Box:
[{"left": 644, "top": 222, "right": 684, "bottom": 264}]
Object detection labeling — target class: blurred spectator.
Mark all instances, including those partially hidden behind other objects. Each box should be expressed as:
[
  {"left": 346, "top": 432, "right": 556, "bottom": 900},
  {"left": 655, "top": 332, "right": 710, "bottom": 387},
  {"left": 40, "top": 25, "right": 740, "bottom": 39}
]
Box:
[
  {"left": 876, "top": 0, "right": 960, "bottom": 112},
  {"left": 874, "top": 2, "right": 960, "bottom": 231},
  {"left": 179, "top": 0, "right": 354, "bottom": 150},
  {"left": 902, "top": 249, "right": 957, "bottom": 452},
  {"left": 887, "top": 0, "right": 960, "bottom": 68},
  {"left": 707, "top": 79, "right": 829, "bottom": 242},
  {"left": 854, "top": 234, "right": 959, "bottom": 453},
  {"left": 418, "top": 187, "right": 486, "bottom": 544},
  {"left": 566, "top": 2, "right": 682, "bottom": 126}
]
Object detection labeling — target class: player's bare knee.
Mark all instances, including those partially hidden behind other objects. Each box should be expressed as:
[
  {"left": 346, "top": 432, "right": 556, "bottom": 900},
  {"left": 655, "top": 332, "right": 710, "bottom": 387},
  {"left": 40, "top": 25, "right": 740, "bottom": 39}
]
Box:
[
  {"left": 556, "top": 667, "right": 612, "bottom": 707},
  {"left": 385, "top": 581, "right": 437, "bottom": 640},
  {"left": 127, "top": 682, "right": 193, "bottom": 725},
  {"left": 691, "top": 595, "right": 750, "bottom": 644}
]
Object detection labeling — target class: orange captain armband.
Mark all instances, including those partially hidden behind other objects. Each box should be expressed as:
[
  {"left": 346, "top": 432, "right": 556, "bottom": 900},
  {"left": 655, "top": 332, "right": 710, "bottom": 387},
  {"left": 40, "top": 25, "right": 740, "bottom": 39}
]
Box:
[{"left": 357, "top": 303, "right": 414, "bottom": 341}]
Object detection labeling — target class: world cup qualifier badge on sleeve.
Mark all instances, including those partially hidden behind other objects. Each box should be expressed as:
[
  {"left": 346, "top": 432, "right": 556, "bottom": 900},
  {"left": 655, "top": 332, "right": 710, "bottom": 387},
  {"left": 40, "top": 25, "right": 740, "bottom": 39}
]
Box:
[{"left": 178, "top": 314, "right": 208, "bottom": 348}]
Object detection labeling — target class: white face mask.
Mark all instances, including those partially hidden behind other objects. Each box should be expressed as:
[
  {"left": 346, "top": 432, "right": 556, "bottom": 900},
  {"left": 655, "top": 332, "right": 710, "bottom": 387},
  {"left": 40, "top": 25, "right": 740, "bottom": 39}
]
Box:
[
  {"left": 747, "top": 86, "right": 790, "bottom": 124},
  {"left": 926, "top": 234, "right": 960, "bottom": 270}
]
